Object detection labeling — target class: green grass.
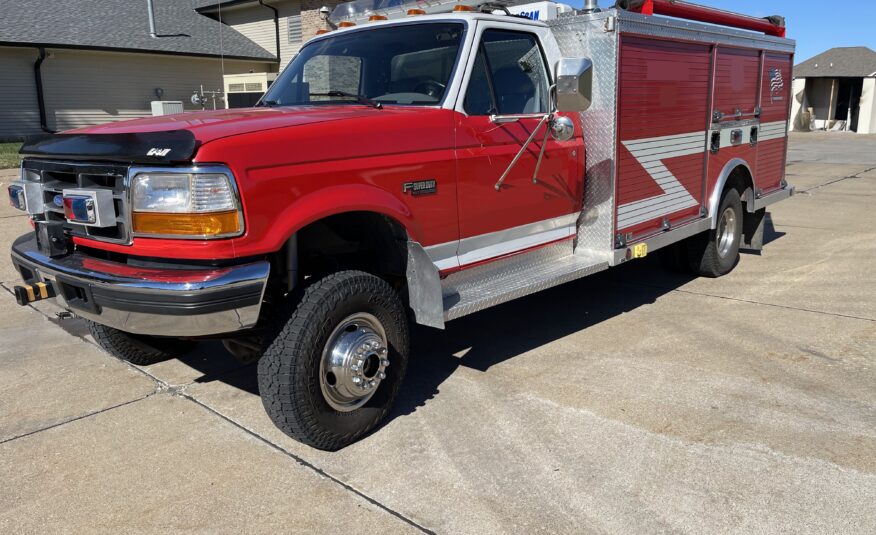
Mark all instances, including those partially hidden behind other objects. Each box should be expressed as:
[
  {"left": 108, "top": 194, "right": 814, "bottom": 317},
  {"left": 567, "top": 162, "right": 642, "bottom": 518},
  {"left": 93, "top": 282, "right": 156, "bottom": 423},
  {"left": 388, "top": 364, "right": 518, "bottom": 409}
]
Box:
[{"left": 0, "top": 142, "right": 23, "bottom": 170}]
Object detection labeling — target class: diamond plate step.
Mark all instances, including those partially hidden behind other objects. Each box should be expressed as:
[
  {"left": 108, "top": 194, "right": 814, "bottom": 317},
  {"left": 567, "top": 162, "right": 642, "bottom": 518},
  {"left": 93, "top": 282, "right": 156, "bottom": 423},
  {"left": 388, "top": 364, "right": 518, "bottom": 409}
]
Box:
[{"left": 441, "top": 241, "right": 610, "bottom": 321}]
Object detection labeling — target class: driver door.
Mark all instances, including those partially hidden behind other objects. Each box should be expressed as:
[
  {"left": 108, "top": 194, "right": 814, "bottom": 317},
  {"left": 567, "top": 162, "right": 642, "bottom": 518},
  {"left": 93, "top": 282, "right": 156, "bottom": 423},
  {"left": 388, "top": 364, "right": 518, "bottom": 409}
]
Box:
[{"left": 454, "top": 25, "right": 582, "bottom": 266}]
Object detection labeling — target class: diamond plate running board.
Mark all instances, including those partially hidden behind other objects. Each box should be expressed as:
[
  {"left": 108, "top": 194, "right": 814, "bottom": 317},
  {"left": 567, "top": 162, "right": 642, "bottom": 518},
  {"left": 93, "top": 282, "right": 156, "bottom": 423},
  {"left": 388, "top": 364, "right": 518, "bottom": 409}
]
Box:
[{"left": 441, "top": 241, "right": 610, "bottom": 321}]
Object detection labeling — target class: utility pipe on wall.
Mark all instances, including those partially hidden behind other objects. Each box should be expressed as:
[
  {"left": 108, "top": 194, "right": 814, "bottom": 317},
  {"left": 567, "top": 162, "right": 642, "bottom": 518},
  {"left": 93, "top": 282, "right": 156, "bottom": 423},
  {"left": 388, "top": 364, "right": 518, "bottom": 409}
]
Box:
[
  {"left": 147, "top": 0, "right": 157, "bottom": 38},
  {"left": 258, "top": 0, "right": 281, "bottom": 65},
  {"left": 33, "top": 47, "right": 54, "bottom": 133}
]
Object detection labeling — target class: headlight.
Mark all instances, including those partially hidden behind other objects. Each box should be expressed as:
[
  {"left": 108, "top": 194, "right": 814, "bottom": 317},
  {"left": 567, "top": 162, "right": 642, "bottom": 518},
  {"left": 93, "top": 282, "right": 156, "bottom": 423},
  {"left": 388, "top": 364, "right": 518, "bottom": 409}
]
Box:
[{"left": 130, "top": 168, "right": 243, "bottom": 238}]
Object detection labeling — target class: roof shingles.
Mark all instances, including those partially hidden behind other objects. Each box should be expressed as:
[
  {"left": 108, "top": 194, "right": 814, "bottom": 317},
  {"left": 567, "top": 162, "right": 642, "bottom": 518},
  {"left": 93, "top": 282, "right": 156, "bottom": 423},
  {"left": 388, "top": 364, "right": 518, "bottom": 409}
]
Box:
[
  {"left": 0, "top": 0, "right": 276, "bottom": 61},
  {"left": 795, "top": 47, "right": 876, "bottom": 78}
]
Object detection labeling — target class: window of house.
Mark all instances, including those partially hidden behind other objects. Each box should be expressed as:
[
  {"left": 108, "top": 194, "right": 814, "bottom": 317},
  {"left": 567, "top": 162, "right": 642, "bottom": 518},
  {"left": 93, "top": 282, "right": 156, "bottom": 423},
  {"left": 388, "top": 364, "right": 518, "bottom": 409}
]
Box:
[{"left": 464, "top": 30, "right": 549, "bottom": 115}]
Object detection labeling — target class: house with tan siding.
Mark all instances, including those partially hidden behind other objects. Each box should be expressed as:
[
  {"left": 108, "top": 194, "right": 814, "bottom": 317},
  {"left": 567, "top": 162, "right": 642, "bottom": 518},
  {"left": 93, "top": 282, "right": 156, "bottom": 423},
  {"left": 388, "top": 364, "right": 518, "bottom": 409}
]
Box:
[{"left": 0, "top": 0, "right": 341, "bottom": 141}]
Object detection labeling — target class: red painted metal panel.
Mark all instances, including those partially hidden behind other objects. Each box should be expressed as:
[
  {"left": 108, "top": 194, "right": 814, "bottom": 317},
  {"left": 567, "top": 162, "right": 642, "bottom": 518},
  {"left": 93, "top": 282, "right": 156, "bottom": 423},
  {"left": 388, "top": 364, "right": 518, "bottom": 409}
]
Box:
[
  {"left": 454, "top": 113, "right": 583, "bottom": 240},
  {"left": 712, "top": 47, "right": 760, "bottom": 120},
  {"left": 757, "top": 53, "right": 794, "bottom": 193},
  {"left": 760, "top": 53, "right": 792, "bottom": 122},
  {"left": 75, "top": 106, "right": 460, "bottom": 260},
  {"left": 705, "top": 46, "right": 761, "bottom": 205},
  {"left": 706, "top": 143, "right": 757, "bottom": 206},
  {"left": 616, "top": 35, "right": 711, "bottom": 239}
]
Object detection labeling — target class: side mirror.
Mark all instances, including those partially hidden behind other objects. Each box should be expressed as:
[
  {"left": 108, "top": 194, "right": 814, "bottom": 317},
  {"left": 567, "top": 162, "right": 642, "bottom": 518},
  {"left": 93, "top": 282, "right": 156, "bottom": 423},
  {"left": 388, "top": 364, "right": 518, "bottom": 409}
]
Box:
[{"left": 554, "top": 58, "right": 593, "bottom": 112}]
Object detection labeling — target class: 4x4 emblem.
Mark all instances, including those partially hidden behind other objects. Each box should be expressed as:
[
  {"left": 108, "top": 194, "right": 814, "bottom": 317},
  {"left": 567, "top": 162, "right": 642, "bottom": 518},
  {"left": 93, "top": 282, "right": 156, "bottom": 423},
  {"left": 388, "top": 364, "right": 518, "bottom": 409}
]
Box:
[{"left": 147, "top": 147, "right": 172, "bottom": 157}]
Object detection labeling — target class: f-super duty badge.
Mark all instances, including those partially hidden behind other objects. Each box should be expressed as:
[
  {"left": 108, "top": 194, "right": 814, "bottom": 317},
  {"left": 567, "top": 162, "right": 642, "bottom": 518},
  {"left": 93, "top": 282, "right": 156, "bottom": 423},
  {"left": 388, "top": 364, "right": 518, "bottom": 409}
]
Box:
[{"left": 402, "top": 179, "right": 437, "bottom": 196}]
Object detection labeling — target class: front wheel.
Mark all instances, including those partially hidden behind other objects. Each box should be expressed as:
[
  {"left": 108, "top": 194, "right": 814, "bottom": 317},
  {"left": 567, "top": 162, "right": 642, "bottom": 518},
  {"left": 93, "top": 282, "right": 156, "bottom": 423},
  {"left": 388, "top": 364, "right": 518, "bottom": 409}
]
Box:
[
  {"left": 257, "top": 270, "right": 409, "bottom": 451},
  {"left": 87, "top": 321, "right": 195, "bottom": 365}
]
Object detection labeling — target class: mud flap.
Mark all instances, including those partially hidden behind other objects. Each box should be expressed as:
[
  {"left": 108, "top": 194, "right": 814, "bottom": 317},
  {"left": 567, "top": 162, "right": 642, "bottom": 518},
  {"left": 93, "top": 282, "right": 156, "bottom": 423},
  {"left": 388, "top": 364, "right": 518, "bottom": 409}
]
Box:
[
  {"left": 406, "top": 241, "right": 445, "bottom": 329},
  {"left": 740, "top": 208, "right": 765, "bottom": 254}
]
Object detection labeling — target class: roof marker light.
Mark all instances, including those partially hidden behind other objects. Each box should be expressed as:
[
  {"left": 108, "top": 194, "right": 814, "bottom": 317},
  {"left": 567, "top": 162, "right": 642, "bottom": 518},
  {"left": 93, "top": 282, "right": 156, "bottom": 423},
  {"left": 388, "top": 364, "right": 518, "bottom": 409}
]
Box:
[
  {"left": 316, "top": 29, "right": 331, "bottom": 34},
  {"left": 453, "top": 4, "right": 475, "bottom": 11},
  {"left": 329, "top": 0, "right": 527, "bottom": 25},
  {"left": 368, "top": 13, "right": 388, "bottom": 20},
  {"left": 338, "top": 21, "right": 357, "bottom": 27}
]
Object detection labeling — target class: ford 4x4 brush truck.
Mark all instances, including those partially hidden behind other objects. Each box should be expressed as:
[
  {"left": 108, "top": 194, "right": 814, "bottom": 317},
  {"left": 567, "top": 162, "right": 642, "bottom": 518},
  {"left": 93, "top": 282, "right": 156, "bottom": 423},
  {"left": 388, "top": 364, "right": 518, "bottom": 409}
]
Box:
[{"left": 8, "top": 0, "right": 794, "bottom": 450}]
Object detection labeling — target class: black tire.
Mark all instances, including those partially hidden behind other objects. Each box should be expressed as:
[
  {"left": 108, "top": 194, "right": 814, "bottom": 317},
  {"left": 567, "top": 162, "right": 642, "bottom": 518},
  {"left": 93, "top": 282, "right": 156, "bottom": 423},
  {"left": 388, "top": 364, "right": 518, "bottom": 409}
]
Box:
[
  {"left": 686, "top": 188, "right": 743, "bottom": 277},
  {"left": 257, "top": 270, "right": 409, "bottom": 451},
  {"left": 87, "top": 321, "right": 195, "bottom": 365}
]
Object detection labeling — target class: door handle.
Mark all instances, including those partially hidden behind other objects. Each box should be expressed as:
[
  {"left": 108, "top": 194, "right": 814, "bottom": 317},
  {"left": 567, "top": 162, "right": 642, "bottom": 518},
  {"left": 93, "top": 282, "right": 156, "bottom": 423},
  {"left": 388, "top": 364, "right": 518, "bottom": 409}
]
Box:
[{"left": 710, "top": 131, "right": 721, "bottom": 154}]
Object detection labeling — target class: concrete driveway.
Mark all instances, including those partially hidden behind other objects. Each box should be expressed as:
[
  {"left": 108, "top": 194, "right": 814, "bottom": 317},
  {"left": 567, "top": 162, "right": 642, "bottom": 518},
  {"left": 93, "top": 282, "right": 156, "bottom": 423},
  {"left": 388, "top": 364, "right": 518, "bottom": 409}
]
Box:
[{"left": 1, "top": 133, "right": 874, "bottom": 534}]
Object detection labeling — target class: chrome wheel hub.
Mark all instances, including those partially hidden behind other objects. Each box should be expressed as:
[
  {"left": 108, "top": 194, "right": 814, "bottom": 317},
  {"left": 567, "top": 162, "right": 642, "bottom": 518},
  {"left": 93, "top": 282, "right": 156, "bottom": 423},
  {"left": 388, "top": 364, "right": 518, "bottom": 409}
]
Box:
[
  {"left": 717, "top": 206, "right": 738, "bottom": 258},
  {"left": 319, "top": 313, "right": 389, "bottom": 412}
]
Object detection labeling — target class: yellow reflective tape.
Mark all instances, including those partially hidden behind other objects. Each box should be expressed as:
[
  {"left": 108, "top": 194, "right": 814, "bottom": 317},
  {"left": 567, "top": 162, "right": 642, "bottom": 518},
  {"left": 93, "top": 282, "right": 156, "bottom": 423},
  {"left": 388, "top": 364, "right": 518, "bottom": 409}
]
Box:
[
  {"left": 25, "top": 285, "right": 35, "bottom": 302},
  {"left": 36, "top": 282, "right": 48, "bottom": 299}
]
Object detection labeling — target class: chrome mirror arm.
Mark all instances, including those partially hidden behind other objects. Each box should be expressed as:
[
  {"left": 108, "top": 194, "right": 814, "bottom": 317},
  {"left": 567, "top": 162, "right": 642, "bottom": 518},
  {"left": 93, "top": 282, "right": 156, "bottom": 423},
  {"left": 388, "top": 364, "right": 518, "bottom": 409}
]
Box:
[
  {"left": 532, "top": 123, "right": 552, "bottom": 184},
  {"left": 494, "top": 112, "right": 553, "bottom": 191}
]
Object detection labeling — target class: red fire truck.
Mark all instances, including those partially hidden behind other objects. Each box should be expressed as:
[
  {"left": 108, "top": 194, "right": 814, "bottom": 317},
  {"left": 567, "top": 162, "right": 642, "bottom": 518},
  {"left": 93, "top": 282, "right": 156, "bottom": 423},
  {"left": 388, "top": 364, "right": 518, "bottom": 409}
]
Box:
[{"left": 7, "top": 0, "right": 794, "bottom": 449}]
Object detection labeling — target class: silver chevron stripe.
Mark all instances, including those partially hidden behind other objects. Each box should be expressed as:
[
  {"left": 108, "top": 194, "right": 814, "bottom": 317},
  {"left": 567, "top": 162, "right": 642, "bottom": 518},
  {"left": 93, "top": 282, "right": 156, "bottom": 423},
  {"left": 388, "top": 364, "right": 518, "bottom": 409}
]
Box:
[
  {"left": 618, "top": 131, "right": 706, "bottom": 229},
  {"left": 758, "top": 120, "right": 788, "bottom": 141}
]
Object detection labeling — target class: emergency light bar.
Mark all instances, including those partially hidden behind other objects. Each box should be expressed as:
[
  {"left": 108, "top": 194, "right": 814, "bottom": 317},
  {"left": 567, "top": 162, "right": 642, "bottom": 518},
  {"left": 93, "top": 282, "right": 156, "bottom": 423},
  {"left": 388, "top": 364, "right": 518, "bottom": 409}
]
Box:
[{"left": 329, "top": 0, "right": 528, "bottom": 25}]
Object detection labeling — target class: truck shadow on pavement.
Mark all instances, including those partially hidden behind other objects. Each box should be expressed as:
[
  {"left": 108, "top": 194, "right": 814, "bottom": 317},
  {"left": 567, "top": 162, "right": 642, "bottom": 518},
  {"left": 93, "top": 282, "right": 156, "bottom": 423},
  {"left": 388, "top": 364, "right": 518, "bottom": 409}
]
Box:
[
  {"left": 185, "top": 257, "right": 703, "bottom": 427},
  {"left": 388, "top": 258, "right": 696, "bottom": 425},
  {"left": 183, "top": 231, "right": 785, "bottom": 434}
]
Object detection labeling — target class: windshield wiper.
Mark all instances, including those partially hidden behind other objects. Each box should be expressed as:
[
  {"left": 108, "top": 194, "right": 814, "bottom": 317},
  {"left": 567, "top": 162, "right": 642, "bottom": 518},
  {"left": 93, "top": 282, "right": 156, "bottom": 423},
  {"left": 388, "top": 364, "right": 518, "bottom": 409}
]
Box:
[{"left": 309, "top": 91, "right": 382, "bottom": 109}]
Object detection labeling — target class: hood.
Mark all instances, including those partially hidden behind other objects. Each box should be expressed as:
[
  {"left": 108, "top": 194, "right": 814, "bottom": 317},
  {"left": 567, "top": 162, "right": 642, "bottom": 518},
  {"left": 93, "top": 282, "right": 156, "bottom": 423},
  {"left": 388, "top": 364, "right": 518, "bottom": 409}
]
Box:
[
  {"left": 20, "top": 106, "right": 395, "bottom": 164},
  {"left": 69, "top": 106, "right": 383, "bottom": 145}
]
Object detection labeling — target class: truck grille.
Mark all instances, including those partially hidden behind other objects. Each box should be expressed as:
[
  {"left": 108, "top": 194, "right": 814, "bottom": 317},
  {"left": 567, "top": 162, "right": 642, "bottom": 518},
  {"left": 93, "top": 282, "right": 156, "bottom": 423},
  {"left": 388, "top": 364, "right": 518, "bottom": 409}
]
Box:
[{"left": 21, "top": 159, "right": 131, "bottom": 244}]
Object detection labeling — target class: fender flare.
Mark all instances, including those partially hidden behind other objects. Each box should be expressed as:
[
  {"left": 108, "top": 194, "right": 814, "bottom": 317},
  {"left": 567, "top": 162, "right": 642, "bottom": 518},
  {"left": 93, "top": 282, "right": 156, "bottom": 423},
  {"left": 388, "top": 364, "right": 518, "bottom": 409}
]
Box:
[
  {"left": 266, "top": 184, "right": 423, "bottom": 251},
  {"left": 708, "top": 158, "right": 754, "bottom": 228},
  {"left": 269, "top": 186, "right": 445, "bottom": 328}
]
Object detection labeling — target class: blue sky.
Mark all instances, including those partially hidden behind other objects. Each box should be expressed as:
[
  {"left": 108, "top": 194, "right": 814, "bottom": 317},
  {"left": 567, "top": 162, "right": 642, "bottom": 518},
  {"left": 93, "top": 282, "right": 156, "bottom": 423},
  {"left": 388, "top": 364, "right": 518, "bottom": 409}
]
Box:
[{"left": 565, "top": 0, "right": 876, "bottom": 63}]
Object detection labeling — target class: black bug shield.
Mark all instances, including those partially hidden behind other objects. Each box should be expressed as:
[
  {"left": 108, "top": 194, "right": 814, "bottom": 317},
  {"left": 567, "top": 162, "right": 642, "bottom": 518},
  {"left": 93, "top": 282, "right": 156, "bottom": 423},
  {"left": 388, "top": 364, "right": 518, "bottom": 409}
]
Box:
[{"left": 19, "top": 130, "right": 199, "bottom": 164}]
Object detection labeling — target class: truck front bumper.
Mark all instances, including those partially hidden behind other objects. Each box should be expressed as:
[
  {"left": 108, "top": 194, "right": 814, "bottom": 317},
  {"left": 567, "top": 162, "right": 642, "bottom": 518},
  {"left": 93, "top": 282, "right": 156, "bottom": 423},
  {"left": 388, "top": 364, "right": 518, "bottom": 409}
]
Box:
[{"left": 10, "top": 234, "right": 270, "bottom": 337}]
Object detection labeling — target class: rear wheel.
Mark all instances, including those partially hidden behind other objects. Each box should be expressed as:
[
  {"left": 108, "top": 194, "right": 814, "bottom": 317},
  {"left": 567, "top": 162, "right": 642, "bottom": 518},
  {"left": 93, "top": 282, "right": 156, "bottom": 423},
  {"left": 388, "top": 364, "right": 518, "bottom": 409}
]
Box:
[
  {"left": 686, "top": 188, "right": 743, "bottom": 277},
  {"left": 87, "top": 321, "right": 195, "bottom": 365},
  {"left": 257, "top": 270, "right": 409, "bottom": 451}
]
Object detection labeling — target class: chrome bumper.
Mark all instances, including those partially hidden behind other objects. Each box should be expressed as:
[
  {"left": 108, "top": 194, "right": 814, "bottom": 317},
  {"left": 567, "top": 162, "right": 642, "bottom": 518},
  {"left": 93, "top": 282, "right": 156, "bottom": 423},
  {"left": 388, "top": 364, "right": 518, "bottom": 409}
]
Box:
[{"left": 10, "top": 234, "right": 270, "bottom": 337}]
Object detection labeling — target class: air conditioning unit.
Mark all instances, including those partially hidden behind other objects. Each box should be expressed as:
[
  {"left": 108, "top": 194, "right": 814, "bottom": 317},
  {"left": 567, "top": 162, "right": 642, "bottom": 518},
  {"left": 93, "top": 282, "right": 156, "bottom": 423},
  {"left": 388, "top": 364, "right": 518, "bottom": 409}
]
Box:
[
  {"left": 223, "top": 72, "right": 279, "bottom": 109},
  {"left": 150, "top": 101, "right": 184, "bottom": 116}
]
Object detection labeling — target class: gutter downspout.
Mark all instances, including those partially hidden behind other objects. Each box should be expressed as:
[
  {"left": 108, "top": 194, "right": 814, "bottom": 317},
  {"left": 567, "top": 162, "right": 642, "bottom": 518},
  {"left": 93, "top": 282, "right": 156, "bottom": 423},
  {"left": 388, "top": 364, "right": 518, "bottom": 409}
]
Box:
[
  {"left": 34, "top": 47, "right": 54, "bottom": 133},
  {"left": 258, "top": 0, "right": 281, "bottom": 66}
]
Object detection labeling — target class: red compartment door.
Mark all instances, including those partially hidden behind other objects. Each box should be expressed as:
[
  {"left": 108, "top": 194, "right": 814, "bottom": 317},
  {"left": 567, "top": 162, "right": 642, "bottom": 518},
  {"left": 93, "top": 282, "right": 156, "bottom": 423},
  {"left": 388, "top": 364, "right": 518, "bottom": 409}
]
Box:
[
  {"left": 705, "top": 47, "right": 761, "bottom": 206},
  {"left": 616, "top": 36, "right": 711, "bottom": 241},
  {"left": 756, "top": 52, "right": 793, "bottom": 194}
]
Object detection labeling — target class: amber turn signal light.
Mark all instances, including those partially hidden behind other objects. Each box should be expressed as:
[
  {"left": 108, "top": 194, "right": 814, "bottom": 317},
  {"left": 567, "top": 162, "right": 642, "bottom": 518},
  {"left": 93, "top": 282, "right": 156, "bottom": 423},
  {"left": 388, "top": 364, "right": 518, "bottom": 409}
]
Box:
[{"left": 133, "top": 211, "right": 241, "bottom": 237}]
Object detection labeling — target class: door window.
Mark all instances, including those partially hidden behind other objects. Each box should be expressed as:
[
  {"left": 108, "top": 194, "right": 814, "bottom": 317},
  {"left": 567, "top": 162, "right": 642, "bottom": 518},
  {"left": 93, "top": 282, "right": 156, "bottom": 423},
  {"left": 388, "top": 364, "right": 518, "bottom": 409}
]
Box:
[{"left": 463, "top": 30, "right": 549, "bottom": 115}]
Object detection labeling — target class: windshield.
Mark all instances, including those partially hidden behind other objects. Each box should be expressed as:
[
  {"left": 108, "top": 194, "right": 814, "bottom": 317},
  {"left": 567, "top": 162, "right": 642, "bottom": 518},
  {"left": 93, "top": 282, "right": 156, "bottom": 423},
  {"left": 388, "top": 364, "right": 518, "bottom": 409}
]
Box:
[{"left": 262, "top": 22, "right": 465, "bottom": 107}]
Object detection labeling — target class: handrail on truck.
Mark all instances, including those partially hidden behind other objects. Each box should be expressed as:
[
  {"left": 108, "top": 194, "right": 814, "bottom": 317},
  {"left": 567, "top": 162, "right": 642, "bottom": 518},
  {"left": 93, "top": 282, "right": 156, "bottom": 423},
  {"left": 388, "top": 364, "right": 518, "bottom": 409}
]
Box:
[{"left": 616, "top": 0, "right": 787, "bottom": 38}]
